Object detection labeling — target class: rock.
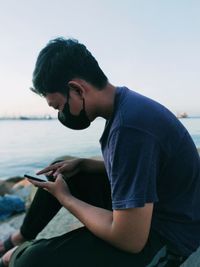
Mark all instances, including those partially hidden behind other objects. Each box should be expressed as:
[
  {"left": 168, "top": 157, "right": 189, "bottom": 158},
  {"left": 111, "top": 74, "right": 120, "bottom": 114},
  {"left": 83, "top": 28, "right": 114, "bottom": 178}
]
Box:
[
  {"left": 0, "top": 177, "right": 24, "bottom": 196},
  {"left": 0, "top": 208, "right": 82, "bottom": 241},
  {"left": 11, "top": 179, "right": 36, "bottom": 208},
  {"left": 181, "top": 248, "right": 200, "bottom": 266},
  {"left": 0, "top": 213, "right": 25, "bottom": 239},
  {"left": 37, "top": 208, "right": 82, "bottom": 239},
  {"left": 0, "top": 222, "right": 16, "bottom": 240},
  {"left": 0, "top": 178, "right": 36, "bottom": 223}
]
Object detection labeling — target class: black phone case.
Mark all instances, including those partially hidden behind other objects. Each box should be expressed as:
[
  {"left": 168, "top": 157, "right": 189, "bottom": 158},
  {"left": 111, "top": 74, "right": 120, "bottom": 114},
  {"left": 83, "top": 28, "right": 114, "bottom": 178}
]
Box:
[{"left": 24, "top": 174, "right": 47, "bottom": 182}]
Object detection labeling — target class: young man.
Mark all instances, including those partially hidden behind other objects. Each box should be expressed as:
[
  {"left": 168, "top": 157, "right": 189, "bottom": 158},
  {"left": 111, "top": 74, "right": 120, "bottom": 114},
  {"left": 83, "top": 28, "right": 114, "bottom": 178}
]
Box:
[{"left": 1, "top": 38, "right": 200, "bottom": 267}]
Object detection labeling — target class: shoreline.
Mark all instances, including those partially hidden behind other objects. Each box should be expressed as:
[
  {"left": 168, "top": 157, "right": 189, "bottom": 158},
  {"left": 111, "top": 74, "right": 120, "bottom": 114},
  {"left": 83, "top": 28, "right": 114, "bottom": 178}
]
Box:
[{"left": 1, "top": 147, "right": 200, "bottom": 181}]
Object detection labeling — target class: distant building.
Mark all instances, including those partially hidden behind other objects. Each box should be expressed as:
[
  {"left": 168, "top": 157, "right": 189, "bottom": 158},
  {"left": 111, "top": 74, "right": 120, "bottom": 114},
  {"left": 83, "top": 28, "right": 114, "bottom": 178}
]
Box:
[{"left": 177, "top": 112, "right": 188, "bottom": 119}]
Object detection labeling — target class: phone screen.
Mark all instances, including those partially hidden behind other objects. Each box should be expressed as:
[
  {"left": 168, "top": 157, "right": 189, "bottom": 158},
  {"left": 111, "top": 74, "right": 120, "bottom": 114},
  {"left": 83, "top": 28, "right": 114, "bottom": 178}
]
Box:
[{"left": 24, "top": 172, "right": 48, "bottom": 182}]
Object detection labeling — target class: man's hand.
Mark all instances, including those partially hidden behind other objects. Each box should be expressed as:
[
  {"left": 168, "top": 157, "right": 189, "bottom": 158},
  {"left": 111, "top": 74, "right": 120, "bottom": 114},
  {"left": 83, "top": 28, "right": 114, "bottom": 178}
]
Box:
[
  {"left": 28, "top": 174, "right": 72, "bottom": 204},
  {"left": 37, "top": 158, "right": 106, "bottom": 178},
  {"left": 37, "top": 158, "right": 83, "bottom": 178}
]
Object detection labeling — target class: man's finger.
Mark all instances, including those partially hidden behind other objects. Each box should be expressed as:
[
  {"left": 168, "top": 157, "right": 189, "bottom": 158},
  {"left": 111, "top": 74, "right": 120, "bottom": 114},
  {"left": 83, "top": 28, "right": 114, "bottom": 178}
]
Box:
[
  {"left": 46, "top": 172, "right": 52, "bottom": 176},
  {"left": 27, "top": 178, "right": 50, "bottom": 188},
  {"left": 36, "top": 168, "right": 51, "bottom": 175},
  {"left": 56, "top": 173, "right": 65, "bottom": 180},
  {"left": 53, "top": 167, "right": 63, "bottom": 177},
  {"left": 37, "top": 165, "right": 58, "bottom": 175},
  {"left": 37, "top": 161, "right": 64, "bottom": 175}
]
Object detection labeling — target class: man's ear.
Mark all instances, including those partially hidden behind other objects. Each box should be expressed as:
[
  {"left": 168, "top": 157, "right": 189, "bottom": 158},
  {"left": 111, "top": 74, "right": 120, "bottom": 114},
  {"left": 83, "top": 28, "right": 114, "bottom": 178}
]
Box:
[{"left": 67, "top": 81, "right": 85, "bottom": 98}]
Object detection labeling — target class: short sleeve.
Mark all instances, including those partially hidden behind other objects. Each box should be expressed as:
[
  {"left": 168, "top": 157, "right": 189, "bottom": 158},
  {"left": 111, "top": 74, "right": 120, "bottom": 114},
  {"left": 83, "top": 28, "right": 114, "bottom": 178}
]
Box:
[{"left": 109, "top": 127, "right": 160, "bottom": 210}]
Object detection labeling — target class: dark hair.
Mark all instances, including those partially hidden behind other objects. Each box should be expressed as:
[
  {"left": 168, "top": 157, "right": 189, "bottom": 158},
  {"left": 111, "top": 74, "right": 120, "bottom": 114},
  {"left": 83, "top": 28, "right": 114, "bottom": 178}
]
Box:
[{"left": 31, "top": 38, "right": 108, "bottom": 96}]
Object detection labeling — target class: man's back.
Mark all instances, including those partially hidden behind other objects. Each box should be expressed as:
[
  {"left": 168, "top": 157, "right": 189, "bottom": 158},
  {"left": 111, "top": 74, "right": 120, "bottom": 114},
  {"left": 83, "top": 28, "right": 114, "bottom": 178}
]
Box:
[{"left": 101, "top": 86, "right": 200, "bottom": 257}]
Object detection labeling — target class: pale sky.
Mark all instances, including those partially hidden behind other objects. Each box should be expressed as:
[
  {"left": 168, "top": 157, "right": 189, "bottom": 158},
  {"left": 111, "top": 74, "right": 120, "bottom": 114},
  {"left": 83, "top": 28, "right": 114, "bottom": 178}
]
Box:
[{"left": 0, "top": 0, "right": 199, "bottom": 117}]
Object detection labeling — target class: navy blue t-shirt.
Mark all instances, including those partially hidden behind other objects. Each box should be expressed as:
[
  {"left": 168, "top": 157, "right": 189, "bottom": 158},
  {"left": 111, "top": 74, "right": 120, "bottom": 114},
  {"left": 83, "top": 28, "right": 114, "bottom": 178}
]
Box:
[{"left": 100, "top": 86, "right": 200, "bottom": 257}]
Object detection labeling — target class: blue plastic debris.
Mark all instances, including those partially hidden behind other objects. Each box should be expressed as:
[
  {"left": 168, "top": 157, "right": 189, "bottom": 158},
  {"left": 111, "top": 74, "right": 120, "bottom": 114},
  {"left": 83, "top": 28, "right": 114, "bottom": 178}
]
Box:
[{"left": 0, "top": 194, "right": 25, "bottom": 220}]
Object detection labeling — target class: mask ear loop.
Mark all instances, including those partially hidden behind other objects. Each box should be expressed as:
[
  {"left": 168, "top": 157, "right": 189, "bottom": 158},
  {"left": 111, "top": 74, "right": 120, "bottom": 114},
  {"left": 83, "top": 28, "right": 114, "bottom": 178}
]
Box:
[
  {"left": 66, "top": 86, "right": 70, "bottom": 104},
  {"left": 82, "top": 98, "right": 86, "bottom": 111}
]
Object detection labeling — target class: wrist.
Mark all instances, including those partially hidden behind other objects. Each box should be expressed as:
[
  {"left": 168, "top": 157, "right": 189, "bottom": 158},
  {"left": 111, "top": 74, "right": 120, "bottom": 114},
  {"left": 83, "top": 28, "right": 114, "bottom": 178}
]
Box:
[
  {"left": 59, "top": 193, "right": 73, "bottom": 206},
  {"left": 59, "top": 194, "right": 75, "bottom": 209}
]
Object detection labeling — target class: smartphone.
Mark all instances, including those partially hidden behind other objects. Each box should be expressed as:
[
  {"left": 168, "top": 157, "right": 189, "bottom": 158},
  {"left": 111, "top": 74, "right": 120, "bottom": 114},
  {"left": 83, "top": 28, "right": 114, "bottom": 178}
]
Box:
[{"left": 24, "top": 172, "right": 48, "bottom": 182}]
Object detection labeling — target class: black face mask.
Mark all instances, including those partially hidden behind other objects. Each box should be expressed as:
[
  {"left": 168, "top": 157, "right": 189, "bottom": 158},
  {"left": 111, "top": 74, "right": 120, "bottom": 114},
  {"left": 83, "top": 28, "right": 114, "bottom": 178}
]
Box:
[{"left": 58, "top": 98, "right": 91, "bottom": 130}]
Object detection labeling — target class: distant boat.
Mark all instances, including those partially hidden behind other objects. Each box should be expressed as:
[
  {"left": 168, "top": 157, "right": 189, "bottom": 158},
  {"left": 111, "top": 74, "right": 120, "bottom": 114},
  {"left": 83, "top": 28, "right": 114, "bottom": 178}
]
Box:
[
  {"left": 19, "top": 116, "right": 30, "bottom": 120},
  {"left": 177, "top": 112, "right": 188, "bottom": 119}
]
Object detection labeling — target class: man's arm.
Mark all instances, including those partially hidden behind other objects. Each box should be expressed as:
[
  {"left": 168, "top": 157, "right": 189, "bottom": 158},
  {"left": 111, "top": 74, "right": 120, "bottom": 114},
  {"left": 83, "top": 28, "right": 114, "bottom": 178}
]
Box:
[
  {"left": 62, "top": 194, "right": 153, "bottom": 253},
  {"left": 29, "top": 173, "right": 153, "bottom": 254},
  {"left": 80, "top": 158, "right": 107, "bottom": 174}
]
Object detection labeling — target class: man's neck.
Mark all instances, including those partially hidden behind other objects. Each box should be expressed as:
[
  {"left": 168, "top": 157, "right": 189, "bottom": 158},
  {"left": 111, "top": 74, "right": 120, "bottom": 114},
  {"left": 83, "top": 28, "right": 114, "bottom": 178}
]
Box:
[{"left": 95, "top": 83, "right": 116, "bottom": 120}]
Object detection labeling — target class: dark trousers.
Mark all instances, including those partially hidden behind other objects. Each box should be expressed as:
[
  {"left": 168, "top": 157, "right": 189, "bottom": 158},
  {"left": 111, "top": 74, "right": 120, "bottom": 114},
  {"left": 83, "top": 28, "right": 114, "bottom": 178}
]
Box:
[
  {"left": 13, "top": 172, "right": 185, "bottom": 267},
  {"left": 20, "top": 172, "right": 112, "bottom": 240}
]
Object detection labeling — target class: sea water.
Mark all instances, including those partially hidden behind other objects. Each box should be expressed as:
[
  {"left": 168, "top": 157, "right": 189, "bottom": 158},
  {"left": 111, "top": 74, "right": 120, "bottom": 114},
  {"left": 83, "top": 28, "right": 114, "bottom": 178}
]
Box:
[
  {"left": 0, "top": 118, "right": 200, "bottom": 180},
  {"left": 0, "top": 118, "right": 105, "bottom": 180}
]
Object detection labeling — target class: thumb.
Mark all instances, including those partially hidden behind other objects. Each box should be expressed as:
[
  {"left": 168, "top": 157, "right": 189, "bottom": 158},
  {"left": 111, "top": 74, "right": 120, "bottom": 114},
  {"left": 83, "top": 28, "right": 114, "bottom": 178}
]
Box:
[
  {"left": 55, "top": 173, "right": 66, "bottom": 183},
  {"left": 57, "top": 173, "right": 64, "bottom": 180},
  {"left": 55, "top": 174, "right": 68, "bottom": 187}
]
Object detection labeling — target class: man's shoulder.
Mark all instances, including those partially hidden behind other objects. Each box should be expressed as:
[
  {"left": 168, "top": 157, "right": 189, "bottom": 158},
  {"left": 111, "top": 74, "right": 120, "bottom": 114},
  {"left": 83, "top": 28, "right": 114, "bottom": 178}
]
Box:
[
  {"left": 115, "top": 87, "right": 173, "bottom": 130},
  {"left": 113, "top": 87, "right": 187, "bottom": 153}
]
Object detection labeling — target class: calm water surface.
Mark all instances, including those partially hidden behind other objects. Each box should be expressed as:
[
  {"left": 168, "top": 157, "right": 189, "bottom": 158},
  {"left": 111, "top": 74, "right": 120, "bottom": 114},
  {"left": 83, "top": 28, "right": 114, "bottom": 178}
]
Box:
[
  {"left": 0, "top": 118, "right": 199, "bottom": 180},
  {"left": 0, "top": 119, "right": 105, "bottom": 179}
]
